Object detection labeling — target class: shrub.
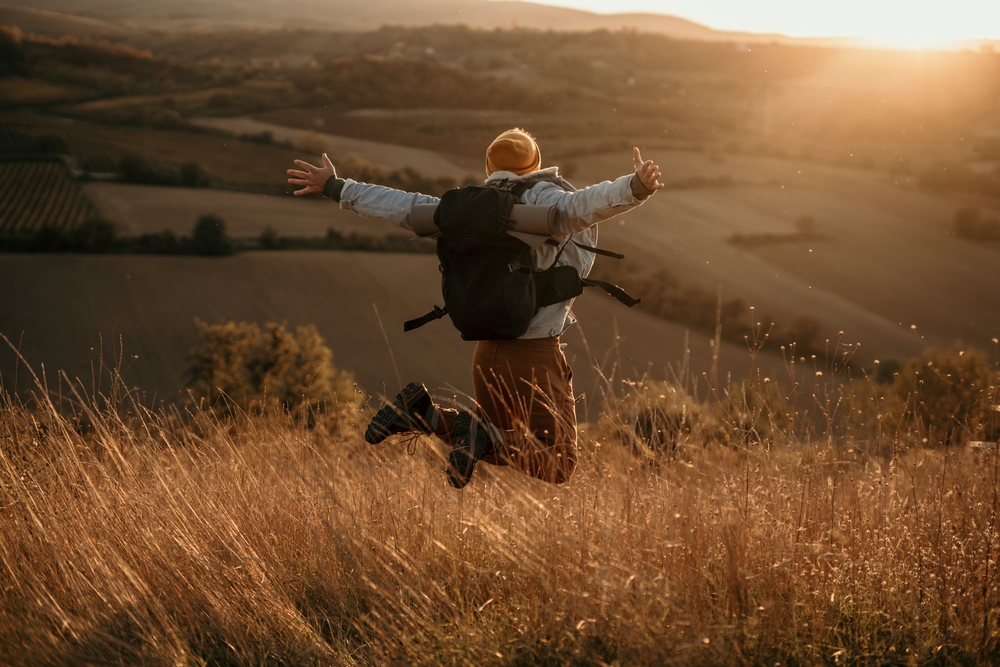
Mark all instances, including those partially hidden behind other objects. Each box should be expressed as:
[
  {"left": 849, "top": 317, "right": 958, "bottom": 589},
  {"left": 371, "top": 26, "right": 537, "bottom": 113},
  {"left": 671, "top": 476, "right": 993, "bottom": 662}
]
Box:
[
  {"left": 894, "top": 346, "right": 999, "bottom": 445},
  {"left": 190, "top": 214, "right": 232, "bottom": 256},
  {"left": 180, "top": 161, "right": 209, "bottom": 188},
  {"left": 188, "top": 319, "right": 355, "bottom": 414},
  {"left": 118, "top": 153, "right": 174, "bottom": 185},
  {"left": 294, "top": 131, "right": 328, "bottom": 156},
  {"left": 70, "top": 218, "right": 118, "bottom": 252},
  {"left": 133, "top": 229, "right": 183, "bottom": 254}
]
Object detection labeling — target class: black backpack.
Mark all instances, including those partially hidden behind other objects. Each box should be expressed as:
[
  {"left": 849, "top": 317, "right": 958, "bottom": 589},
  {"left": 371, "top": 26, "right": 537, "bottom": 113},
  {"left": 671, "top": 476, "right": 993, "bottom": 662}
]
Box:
[{"left": 403, "top": 183, "right": 640, "bottom": 341}]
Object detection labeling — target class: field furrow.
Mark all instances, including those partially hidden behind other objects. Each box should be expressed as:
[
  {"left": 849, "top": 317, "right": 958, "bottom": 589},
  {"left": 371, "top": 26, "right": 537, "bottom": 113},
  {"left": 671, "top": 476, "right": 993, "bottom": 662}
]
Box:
[{"left": 0, "top": 161, "right": 96, "bottom": 235}]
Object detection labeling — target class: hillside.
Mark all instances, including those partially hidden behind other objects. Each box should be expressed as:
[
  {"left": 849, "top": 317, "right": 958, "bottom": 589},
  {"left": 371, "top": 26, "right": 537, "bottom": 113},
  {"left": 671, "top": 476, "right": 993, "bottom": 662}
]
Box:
[
  {"left": 0, "top": 252, "right": 777, "bottom": 412},
  {"left": 0, "top": 0, "right": 846, "bottom": 46},
  {"left": 2, "top": 10, "right": 1000, "bottom": 404},
  {"left": 572, "top": 150, "right": 1000, "bottom": 361}
]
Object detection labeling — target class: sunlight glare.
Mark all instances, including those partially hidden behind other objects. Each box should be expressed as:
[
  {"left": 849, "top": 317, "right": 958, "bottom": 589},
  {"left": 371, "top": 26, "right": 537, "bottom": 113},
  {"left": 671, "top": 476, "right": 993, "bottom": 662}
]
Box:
[{"left": 506, "top": 0, "right": 1000, "bottom": 49}]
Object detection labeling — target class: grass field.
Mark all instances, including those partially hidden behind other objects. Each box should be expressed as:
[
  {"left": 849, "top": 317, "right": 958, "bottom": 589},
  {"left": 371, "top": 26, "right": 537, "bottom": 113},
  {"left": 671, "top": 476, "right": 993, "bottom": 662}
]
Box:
[
  {"left": 4, "top": 6, "right": 1000, "bottom": 663},
  {"left": 2, "top": 358, "right": 999, "bottom": 664}
]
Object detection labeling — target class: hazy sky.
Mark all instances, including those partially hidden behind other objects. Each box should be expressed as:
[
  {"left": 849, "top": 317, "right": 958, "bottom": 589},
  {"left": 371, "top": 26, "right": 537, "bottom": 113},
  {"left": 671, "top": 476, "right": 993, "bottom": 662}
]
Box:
[{"left": 519, "top": 0, "right": 1000, "bottom": 46}]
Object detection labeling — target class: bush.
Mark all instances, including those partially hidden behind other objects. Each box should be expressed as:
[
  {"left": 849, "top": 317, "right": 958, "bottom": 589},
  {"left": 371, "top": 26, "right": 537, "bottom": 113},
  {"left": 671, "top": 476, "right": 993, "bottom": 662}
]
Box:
[
  {"left": 0, "top": 219, "right": 120, "bottom": 252},
  {"left": 191, "top": 214, "right": 232, "bottom": 256},
  {"left": 133, "top": 229, "right": 183, "bottom": 254},
  {"left": 294, "top": 131, "right": 328, "bottom": 155},
  {"left": 70, "top": 218, "right": 118, "bottom": 252},
  {"left": 118, "top": 153, "right": 173, "bottom": 185},
  {"left": 895, "top": 346, "right": 999, "bottom": 445},
  {"left": 188, "top": 319, "right": 356, "bottom": 414},
  {"left": 180, "top": 161, "right": 209, "bottom": 187}
]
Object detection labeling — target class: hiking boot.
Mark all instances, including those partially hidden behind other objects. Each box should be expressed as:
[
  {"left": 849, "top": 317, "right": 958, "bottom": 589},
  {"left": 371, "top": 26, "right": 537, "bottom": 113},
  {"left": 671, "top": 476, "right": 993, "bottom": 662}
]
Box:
[
  {"left": 365, "top": 382, "right": 440, "bottom": 445},
  {"left": 447, "top": 411, "right": 501, "bottom": 489}
]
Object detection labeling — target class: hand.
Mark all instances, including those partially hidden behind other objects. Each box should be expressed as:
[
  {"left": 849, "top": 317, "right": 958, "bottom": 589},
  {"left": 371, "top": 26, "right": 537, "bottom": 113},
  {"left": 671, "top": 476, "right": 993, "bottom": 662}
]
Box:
[
  {"left": 286, "top": 153, "right": 337, "bottom": 196},
  {"left": 632, "top": 147, "right": 664, "bottom": 193}
]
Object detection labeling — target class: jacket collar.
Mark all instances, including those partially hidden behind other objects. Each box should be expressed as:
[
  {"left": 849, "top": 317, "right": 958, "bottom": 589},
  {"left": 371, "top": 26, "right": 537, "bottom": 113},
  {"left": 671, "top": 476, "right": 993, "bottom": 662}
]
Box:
[{"left": 484, "top": 166, "right": 577, "bottom": 192}]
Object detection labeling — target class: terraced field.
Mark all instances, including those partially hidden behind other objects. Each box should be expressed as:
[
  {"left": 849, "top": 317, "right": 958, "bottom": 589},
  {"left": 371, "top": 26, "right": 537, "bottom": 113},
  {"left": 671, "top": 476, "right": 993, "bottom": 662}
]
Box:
[{"left": 0, "top": 158, "right": 97, "bottom": 234}]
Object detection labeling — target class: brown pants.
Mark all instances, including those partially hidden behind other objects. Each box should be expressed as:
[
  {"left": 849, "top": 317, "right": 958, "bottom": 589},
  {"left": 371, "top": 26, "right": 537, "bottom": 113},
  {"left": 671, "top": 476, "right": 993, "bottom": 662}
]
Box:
[{"left": 436, "top": 337, "right": 578, "bottom": 484}]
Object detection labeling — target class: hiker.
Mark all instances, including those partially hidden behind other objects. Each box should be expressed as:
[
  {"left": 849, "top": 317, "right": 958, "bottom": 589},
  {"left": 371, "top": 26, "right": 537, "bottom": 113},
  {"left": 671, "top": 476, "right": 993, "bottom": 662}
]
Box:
[{"left": 287, "top": 129, "right": 663, "bottom": 487}]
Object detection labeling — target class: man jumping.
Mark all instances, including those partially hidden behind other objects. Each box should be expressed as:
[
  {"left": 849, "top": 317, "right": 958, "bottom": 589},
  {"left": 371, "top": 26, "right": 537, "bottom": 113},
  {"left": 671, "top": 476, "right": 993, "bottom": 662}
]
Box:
[{"left": 287, "top": 129, "right": 663, "bottom": 487}]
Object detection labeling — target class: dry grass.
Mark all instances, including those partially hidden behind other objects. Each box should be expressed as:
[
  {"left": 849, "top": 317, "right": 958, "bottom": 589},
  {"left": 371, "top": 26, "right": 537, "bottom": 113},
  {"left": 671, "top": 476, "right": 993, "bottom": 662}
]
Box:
[{"left": 2, "top": 360, "right": 1000, "bottom": 665}]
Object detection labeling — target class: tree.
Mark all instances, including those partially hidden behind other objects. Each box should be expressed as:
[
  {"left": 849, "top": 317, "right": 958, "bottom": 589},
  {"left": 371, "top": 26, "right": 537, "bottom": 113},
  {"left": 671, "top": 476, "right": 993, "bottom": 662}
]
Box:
[
  {"left": 188, "top": 319, "right": 356, "bottom": 413},
  {"left": 191, "top": 214, "right": 232, "bottom": 256}
]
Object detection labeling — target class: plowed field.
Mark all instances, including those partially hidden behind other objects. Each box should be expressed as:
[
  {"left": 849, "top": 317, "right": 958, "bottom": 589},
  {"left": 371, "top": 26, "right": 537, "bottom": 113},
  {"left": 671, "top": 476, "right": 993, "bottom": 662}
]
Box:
[{"left": 0, "top": 159, "right": 97, "bottom": 234}]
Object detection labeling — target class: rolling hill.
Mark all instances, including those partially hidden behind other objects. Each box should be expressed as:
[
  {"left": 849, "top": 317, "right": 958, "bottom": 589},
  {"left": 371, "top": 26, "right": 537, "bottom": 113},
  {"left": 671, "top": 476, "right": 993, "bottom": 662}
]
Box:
[{"left": 0, "top": 0, "right": 850, "bottom": 46}]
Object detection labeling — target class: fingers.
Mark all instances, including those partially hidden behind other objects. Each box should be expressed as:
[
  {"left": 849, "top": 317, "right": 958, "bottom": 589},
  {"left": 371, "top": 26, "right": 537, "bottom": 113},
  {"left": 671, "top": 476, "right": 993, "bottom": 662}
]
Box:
[
  {"left": 633, "top": 146, "right": 642, "bottom": 169},
  {"left": 322, "top": 152, "right": 335, "bottom": 172},
  {"left": 293, "top": 159, "right": 319, "bottom": 173},
  {"left": 286, "top": 169, "right": 310, "bottom": 178},
  {"left": 636, "top": 155, "right": 665, "bottom": 191}
]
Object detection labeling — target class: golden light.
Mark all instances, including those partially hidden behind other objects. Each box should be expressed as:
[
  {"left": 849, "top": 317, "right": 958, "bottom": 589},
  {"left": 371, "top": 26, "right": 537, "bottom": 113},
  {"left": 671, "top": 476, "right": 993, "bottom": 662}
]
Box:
[{"left": 515, "top": 0, "right": 1000, "bottom": 51}]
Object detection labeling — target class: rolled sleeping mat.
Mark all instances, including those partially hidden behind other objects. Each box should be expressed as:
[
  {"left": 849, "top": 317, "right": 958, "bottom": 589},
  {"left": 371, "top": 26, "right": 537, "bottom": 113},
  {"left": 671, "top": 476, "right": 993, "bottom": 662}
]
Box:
[{"left": 409, "top": 204, "right": 557, "bottom": 239}]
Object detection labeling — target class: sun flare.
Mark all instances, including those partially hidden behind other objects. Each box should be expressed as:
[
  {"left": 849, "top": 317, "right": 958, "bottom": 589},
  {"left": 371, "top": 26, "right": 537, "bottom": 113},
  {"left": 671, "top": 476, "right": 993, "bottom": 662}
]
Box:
[{"left": 515, "top": 0, "right": 1000, "bottom": 50}]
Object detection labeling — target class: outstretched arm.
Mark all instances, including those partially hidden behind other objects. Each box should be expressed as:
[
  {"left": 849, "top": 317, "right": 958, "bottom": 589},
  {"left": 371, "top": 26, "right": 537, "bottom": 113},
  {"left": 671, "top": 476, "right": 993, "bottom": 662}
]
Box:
[
  {"left": 530, "top": 147, "right": 665, "bottom": 235},
  {"left": 286, "top": 153, "right": 439, "bottom": 231}
]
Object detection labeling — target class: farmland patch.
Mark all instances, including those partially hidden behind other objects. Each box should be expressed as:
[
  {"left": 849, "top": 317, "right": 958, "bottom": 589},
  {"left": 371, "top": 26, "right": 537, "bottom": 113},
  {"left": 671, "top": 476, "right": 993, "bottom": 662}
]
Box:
[{"left": 0, "top": 157, "right": 97, "bottom": 235}]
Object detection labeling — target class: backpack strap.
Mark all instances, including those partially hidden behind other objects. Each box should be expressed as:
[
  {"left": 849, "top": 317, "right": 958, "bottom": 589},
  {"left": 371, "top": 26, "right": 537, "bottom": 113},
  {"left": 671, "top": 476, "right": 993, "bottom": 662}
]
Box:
[
  {"left": 581, "top": 278, "right": 642, "bottom": 307},
  {"left": 572, "top": 241, "right": 625, "bottom": 259},
  {"left": 404, "top": 304, "right": 448, "bottom": 332},
  {"left": 510, "top": 182, "right": 532, "bottom": 200}
]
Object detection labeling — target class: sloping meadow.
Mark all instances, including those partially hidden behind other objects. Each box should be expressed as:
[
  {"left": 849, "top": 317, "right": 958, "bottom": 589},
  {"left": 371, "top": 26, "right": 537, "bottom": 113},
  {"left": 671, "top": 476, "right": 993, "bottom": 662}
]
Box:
[{"left": 2, "top": 361, "right": 1000, "bottom": 665}]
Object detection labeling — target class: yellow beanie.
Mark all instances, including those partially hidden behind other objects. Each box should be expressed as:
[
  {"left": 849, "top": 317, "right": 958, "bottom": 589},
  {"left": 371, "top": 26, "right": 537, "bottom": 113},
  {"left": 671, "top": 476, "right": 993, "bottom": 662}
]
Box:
[{"left": 485, "top": 128, "right": 541, "bottom": 177}]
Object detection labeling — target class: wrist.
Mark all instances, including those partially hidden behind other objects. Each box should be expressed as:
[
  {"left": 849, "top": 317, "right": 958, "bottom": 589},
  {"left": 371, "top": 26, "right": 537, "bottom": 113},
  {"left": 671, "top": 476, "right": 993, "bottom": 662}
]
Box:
[
  {"left": 323, "top": 176, "right": 346, "bottom": 201},
  {"left": 630, "top": 174, "right": 655, "bottom": 200}
]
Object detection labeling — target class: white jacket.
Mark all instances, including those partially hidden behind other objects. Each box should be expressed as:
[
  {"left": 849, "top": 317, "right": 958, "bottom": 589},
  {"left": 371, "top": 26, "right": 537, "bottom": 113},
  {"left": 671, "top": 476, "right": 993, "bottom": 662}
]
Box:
[{"left": 337, "top": 166, "right": 646, "bottom": 338}]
